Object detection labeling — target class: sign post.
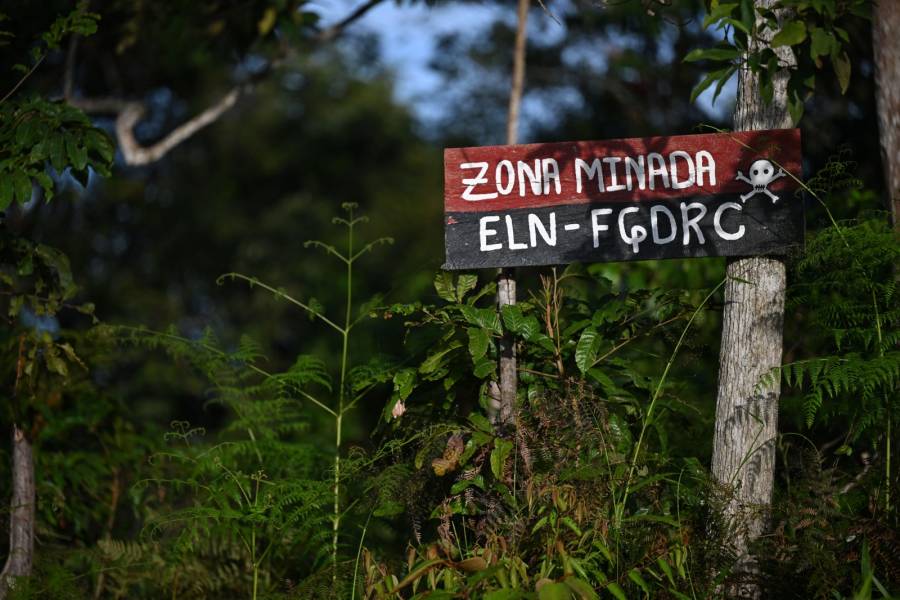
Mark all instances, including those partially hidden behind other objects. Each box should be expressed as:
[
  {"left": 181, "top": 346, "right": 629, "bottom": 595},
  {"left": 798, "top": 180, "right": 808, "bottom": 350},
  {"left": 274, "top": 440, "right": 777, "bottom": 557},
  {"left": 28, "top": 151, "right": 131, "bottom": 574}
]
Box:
[{"left": 443, "top": 129, "right": 802, "bottom": 270}]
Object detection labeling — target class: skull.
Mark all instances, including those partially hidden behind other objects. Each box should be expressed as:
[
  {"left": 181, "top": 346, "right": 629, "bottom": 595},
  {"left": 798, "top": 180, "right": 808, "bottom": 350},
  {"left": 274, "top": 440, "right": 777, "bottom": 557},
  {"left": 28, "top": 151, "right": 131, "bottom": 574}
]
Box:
[{"left": 749, "top": 159, "right": 776, "bottom": 187}]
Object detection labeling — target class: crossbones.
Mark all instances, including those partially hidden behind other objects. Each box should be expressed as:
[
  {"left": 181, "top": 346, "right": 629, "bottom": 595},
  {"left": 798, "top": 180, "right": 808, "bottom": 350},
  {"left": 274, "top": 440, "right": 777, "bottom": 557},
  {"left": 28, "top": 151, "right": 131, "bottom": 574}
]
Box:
[{"left": 735, "top": 159, "right": 787, "bottom": 203}]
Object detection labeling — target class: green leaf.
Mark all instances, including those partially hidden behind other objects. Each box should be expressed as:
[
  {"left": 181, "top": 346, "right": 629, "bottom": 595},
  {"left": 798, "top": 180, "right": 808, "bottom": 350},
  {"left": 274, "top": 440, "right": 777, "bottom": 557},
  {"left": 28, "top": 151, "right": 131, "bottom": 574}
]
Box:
[
  {"left": 538, "top": 582, "right": 571, "bottom": 600},
  {"left": 606, "top": 582, "right": 627, "bottom": 600},
  {"left": 434, "top": 271, "right": 457, "bottom": 302},
  {"left": 771, "top": 21, "right": 807, "bottom": 47},
  {"left": 690, "top": 66, "right": 734, "bottom": 104},
  {"left": 459, "top": 305, "right": 502, "bottom": 335},
  {"left": 419, "top": 341, "right": 462, "bottom": 374},
  {"left": 787, "top": 89, "right": 804, "bottom": 124},
  {"left": 48, "top": 136, "right": 66, "bottom": 171},
  {"left": 563, "top": 577, "right": 598, "bottom": 600},
  {"left": 500, "top": 304, "right": 525, "bottom": 332},
  {"left": 34, "top": 171, "right": 53, "bottom": 201},
  {"left": 628, "top": 569, "right": 650, "bottom": 594},
  {"left": 468, "top": 411, "right": 493, "bottom": 433},
  {"left": 456, "top": 273, "right": 478, "bottom": 301},
  {"left": 575, "top": 328, "right": 599, "bottom": 374},
  {"left": 65, "top": 136, "right": 88, "bottom": 171},
  {"left": 467, "top": 327, "right": 490, "bottom": 361},
  {"left": 450, "top": 475, "right": 485, "bottom": 494},
  {"left": 702, "top": 3, "right": 738, "bottom": 29},
  {"left": 12, "top": 171, "right": 32, "bottom": 204},
  {"left": 657, "top": 556, "right": 675, "bottom": 586},
  {"left": 392, "top": 368, "right": 416, "bottom": 400},
  {"left": 809, "top": 27, "right": 835, "bottom": 60},
  {"left": 490, "top": 438, "right": 514, "bottom": 480},
  {"left": 473, "top": 356, "right": 494, "bottom": 378},
  {"left": 683, "top": 47, "right": 740, "bottom": 63},
  {"left": 608, "top": 413, "right": 633, "bottom": 455},
  {"left": 833, "top": 51, "right": 851, "bottom": 94},
  {"left": 0, "top": 175, "right": 13, "bottom": 210}
]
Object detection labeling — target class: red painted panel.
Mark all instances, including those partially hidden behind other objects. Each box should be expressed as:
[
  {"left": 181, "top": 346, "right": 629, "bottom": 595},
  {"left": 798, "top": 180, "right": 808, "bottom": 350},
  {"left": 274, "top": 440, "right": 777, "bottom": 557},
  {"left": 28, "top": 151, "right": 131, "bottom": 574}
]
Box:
[{"left": 444, "top": 129, "right": 801, "bottom": 213}]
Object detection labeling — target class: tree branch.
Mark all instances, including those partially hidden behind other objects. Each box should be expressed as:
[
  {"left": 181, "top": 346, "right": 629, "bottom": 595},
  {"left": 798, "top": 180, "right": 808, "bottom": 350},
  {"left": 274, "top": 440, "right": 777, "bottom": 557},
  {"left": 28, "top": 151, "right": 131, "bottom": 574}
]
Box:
[
  {"left": 65, "top": 0, "right": 385, "bottom": 166},
  {"left": 112, "top": 88, "right": 240, "bottom": 166},
  {"left": 315, "top": 0, "right": 385, "bottom": 43}
]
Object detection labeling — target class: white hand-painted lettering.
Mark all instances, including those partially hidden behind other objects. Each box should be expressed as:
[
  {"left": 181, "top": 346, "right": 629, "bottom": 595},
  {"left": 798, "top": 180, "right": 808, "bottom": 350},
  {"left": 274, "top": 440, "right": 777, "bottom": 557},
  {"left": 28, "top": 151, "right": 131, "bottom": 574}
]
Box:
[
  {"left": 461, "top": 162, "right": 498, "bottom": 201},
  {"left": 591, "top": 208, "right": 613, "bottom": 248},
  {"left": 714, "top": 202, "right": 745, "bottom": 240},
  {"left": 479, "top": 216, "right": 502, "bottom": 251},
  {"left": 529, "top": 212, "right": 557, "bottom": 247},
  {"left": 618, "top": 207, "right": 648, "bottom": 253}
]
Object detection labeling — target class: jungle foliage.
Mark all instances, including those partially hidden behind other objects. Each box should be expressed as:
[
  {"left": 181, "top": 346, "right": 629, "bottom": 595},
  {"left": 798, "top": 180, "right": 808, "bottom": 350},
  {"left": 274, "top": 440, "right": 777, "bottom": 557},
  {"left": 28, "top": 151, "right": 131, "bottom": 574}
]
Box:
[{"left": 0, "top": 1, "right": 897, "bottom": 599}]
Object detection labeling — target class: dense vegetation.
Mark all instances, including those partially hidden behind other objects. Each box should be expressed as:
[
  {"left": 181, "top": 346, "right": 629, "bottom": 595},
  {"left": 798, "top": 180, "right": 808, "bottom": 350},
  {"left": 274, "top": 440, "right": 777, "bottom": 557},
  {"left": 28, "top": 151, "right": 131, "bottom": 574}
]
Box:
[{"left": 0, "top": 1, "right": 896, "bottom": 599}]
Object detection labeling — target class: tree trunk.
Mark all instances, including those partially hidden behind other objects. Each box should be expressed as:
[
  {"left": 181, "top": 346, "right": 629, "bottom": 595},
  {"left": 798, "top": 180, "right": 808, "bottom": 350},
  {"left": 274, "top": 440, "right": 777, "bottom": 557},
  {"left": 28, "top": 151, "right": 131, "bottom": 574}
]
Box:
[
  {"left": 0, "top": 424, "right": 35, "bottom": 600},
  {"left": 873, "top": 0, "right": 900, "bottom": 227},
  {"left": 710, "top": 2, "right": 793, "bottom": 597}
]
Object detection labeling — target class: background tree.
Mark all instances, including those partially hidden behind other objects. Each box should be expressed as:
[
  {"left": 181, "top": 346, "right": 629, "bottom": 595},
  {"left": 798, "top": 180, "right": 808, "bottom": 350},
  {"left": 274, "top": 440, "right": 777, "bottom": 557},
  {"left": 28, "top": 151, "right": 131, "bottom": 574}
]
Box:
[{"left": 873, "top": 0, "right": 900, "bottom": 227}]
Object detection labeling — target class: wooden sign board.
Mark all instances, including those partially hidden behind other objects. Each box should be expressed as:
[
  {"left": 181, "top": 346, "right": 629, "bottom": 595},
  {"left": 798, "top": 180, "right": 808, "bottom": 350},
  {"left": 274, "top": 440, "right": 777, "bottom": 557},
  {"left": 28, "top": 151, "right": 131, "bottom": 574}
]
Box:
[{"left": 443, "top": 129, "right": 802, "bottom": 270}]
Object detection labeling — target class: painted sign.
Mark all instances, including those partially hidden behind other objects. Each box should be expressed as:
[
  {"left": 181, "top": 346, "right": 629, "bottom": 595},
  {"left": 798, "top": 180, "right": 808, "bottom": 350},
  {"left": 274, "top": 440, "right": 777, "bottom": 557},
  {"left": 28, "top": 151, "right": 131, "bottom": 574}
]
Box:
[{"left": 443, "top": 129, "right": 802, "bottom": 270}]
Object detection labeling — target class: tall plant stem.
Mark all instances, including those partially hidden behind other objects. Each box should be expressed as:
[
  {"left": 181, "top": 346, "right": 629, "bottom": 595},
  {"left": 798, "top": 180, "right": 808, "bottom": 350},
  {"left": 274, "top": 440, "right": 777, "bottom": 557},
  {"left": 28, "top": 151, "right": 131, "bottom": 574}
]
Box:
[
  {"left": 616, "top": 279, "right": 726, "bottom": 525},
  {"left": 333, "top": 210, "right": 355, "bottom": 589}
]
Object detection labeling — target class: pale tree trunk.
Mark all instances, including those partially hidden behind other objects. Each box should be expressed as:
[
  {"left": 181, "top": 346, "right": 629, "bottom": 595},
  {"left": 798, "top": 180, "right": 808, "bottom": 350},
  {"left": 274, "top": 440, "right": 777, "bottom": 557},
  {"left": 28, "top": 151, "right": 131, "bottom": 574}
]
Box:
[
  {"left": 0, "top": 424, "right": 35, "bottom": 600},
  {"left": 710, "top": 1, "right": 794, "bottom": 597},
  {"left": 873, "top": 0, "right": 900, "bottom": 227},
  {"left": 496, "top": 0, "right": 529, "bottom": 426}
]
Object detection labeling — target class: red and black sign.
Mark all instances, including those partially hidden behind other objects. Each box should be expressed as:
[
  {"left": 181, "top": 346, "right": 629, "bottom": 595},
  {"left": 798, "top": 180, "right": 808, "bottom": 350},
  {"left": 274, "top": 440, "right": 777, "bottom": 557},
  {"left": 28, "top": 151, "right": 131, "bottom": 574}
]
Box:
[{"left": 443, "top": 129, "right": 803, "bottom": 270}]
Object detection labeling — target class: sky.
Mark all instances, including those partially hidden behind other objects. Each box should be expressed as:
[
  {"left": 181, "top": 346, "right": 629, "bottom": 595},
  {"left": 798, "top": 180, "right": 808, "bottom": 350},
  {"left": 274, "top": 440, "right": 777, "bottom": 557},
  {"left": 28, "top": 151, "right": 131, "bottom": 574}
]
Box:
[{"left": 313, "top": 0, "right": 736, "bottom": 137}]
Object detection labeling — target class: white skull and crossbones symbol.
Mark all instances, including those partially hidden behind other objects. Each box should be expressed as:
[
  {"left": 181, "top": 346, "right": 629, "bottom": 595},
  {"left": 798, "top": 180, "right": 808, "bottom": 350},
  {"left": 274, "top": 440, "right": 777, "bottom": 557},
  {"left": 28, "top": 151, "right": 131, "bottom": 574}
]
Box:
[{"left": 735, "top": 159, "right": 787, "bottom": 203}]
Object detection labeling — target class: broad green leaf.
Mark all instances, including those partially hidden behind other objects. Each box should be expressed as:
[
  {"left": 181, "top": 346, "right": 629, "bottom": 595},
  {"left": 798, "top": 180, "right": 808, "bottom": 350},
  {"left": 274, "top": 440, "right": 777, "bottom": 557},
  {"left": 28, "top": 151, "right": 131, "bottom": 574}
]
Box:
[
  {"left": 450, "top": 475, "right": 485, "bottom": 494},
  {"left": 456, "top": 273, "right": 478, "bottom": 301},
  {"left": 48, "top": 136, "right": 66, "bottom": 171},
  {"left": 490, "top": 438, "right": 513, "bottom": 480},
  {"left": 467, "top": 327, "right": 490, "bottom": 361},
  {"left": 473, "top": 356, "right": 495, "bottom": 378},
  {"left": 392, "top": 368, "right": 416, "bottom": 400},
  {"left": 833, "top": 51, "right": 851, "bottom": 94},
  {"left": 65, "top": 136, "right": 88, "bottom": 171},
  {"left": 459, "top": 305, "right": 502, "bottom": 335},
  {"left": 434, "top": 271, "right": 457, "bottom": 302},
  {"left": 809, "top": 27, "right": 835, "bottom": 59},
  {"left": 468, "top": 411, "right": 493, "bottom": 434},
  {"left": 771, "top": 21, "right": 806, "bottom": 47},
  {"left": 575, "top": 328, "right": 599, "bottom": 374},
  {"left": 501, "top": 304, "right": 525, "bottom": 332}
]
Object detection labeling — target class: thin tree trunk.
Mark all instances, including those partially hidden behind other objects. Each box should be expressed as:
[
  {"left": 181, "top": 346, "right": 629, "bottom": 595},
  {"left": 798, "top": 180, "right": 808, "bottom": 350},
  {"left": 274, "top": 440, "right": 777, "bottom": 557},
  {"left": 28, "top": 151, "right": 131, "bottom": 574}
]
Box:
[
  {"left": 710, "top": 1, "right": 793, "bottom": 597},
  {"left": 496, "top": 0, "right": 529, "bottom": 426},
  {"left": 0, "top": 424, "right": 35, "bottom": 600},
  {"left": 873, "top": 0, "right": 900, "bottom": 228}
]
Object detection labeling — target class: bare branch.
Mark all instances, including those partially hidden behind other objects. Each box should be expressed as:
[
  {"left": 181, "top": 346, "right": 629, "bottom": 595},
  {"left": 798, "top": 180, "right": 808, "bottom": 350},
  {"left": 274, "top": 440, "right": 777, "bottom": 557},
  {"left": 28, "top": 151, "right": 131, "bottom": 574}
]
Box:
[
  {"left": 66, "top": 0, "right": 384, "bottom": 166},
  {"left": 315, "top": 0, "right": 385, "bottom": 43},
  {"left": 118, "top": 88, "right": 240, "bottom": 166}
]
